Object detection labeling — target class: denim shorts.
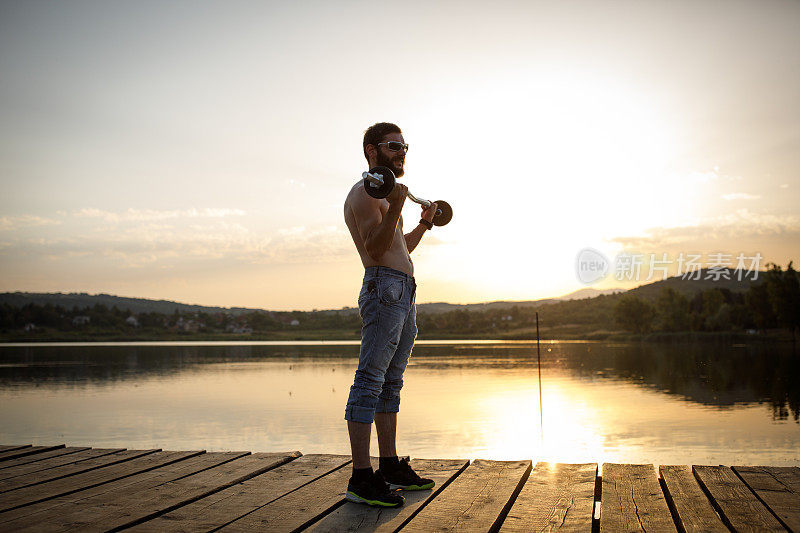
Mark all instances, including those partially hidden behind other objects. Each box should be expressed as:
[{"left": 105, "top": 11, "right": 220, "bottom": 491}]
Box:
[{"left": 344, "top": 266, "right": 417, "bottom": 424}]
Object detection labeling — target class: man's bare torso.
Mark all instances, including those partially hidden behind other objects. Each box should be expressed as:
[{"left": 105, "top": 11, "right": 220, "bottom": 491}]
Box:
[{"left": 344, "top": 180, "right": 414, "bottom": 276}]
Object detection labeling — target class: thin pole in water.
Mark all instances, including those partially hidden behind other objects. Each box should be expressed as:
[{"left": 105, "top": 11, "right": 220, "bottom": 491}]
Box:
[{"left": 536, "top": 311, "right": 543, "bottom": 440}]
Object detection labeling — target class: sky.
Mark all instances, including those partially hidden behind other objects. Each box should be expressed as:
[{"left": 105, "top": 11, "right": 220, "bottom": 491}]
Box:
[{"left": 1, "top": 0, "right": 798, "bottom": 310}]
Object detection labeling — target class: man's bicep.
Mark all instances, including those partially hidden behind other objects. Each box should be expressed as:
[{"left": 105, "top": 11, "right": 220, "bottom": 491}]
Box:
[{"left": 352, "top": 195, "right": 383, "bottom": 242}]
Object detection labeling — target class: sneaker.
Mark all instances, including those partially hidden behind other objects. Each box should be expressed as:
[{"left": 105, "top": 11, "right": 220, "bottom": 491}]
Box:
[
  {"left": 377, "top": 458, "right": 435, "bottom": 491},
  {"left": 346, "top": 471, "right": 405, "bottom": 507}
]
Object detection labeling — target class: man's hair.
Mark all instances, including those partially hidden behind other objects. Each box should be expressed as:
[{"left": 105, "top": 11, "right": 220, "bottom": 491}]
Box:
[{"left": 363, "top": 122, "right": 402, "bottom": 160}]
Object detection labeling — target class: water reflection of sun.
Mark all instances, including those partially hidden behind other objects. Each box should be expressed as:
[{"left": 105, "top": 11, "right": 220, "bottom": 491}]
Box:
[{"left": 477, "top": 381, "right": 606, "bottom": 462}]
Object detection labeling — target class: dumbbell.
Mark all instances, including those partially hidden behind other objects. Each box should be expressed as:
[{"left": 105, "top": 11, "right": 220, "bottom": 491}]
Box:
[{"left": 362, "top": 166, "right": 453, "bottom": 226}]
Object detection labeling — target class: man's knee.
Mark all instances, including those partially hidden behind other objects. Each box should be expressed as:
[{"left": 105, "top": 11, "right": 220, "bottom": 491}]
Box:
[
  {"left": 380, "top": 377, "right": 404, "bottom": 397},
  {"left": 352, "top": 368, "right": 385, "bottom": 393}
]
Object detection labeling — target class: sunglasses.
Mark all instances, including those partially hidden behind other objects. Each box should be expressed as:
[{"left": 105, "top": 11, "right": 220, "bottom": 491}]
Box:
[{"left": 378, "top": 141, "right": 409, "bottom": 152}]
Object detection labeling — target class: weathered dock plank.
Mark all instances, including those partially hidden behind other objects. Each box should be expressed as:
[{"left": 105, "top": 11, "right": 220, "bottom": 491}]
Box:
[
  {"left": 400, "top": 459, "right": 532, "bottom": 532},
  {"left": 0, "top": 443, "right": 796, "bottom": 532},
  {"left": 693, "top": 465, "right": 786, "bottom": 532},
  {"left": 127, "top": 453, "right": 347, "bottom": 532},
  {"left": 600, "top": 463, "right": 676, "bottom": 532},
  {"left": 0, "top": 448, "right": 122, "bottom": 481},
  {"left": 733, "top": 466, "right": 800, "bottom": 532},
  {"left": 0, "top": 445, "right": 64, "bottom": 462},
  {"left": 500, "top": 462, "right": 596, "bottom": 532},
  {"left": 215, "top": 455, "right": 353, "bottom": 532},
  {"left": 0, "top": 448, "right": 155, "bottom": 494},
  {"left": 0, "top": 452, "right": 299, "bottom": 533},
  {"left": 0, "top": 452, "right": 234, "bottom": 531},
  {"left": 307, "top": 458, "right": 469, "bottom": 533},
  {"left": 0, "top": 450, "right": 191, "bottom": 514},
  {"left": 0, "top": 447, "right": 30, "bottom": 454},
  {"left": 0, "top": 446, "right": 90, "bottom": 471},
  {"left": 659, "top": 465, "right": 727, "bottom": 533},
  {"left": 0, "top": 452, "right": 245, "bottom": 532}
]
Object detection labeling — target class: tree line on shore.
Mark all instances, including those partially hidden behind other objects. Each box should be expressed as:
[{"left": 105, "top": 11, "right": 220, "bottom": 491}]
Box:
[
  {"left": 418, "top": 263, "right": 798, "bottom": 339},
  {"left": 2, "top": 263, "right": 797, "bottom": 341},
  {"left": 612, "top": 262, "right": 799, "bottom": 337},
  {"left": 0, "top": 302, "right": 362, "bottom": 338}
]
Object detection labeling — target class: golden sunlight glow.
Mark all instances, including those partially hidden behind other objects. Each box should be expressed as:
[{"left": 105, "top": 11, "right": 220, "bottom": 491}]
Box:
[
  {"left": 476, "top": 377, "right": 606, "bottom": 461},
  {"left": 408, "top": 70, "right": 693, "bottom": 301}
]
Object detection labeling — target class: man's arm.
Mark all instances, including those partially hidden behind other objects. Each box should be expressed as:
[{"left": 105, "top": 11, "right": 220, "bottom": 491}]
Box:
[
  {"left": 354, "top": 184, "right": 408, "bottom": 261},
  {"left": 404, "top": 202, "right": 437, "bottom": 253},
  {"left": 404, "top": 224, "right": 427, "bottom": 253}
]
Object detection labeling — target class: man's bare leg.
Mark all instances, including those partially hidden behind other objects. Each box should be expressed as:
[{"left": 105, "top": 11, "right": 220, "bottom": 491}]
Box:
[
  {"left": 347, "top": 421, "right": 372, "bottom": 469},
  {"left": 375, "top": 412, "right": 397, "bottom": 458}
]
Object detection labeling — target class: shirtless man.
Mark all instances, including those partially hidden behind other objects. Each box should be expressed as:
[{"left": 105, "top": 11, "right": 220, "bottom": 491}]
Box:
[{"left": 342, "top": 122, "right": 438, "bottom": 507}]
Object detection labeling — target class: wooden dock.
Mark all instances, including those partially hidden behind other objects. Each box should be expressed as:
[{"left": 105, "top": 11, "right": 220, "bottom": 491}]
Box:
[{"left": 0, "top": 444, "right": 798, "bottom": 532}]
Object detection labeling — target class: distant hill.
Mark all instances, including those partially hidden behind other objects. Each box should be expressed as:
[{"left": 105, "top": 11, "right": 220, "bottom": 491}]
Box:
[
  {"left": 417, "top": 269, "right": 760, "bottom": 312},
  {"left": 0, "top": 292, "right": 562, "bottom": 316},
  {"left": 625, "top": 268, "right": 762, "bottom": 301},
  {"left": 416, "top": 299, "right": 558, "bottom": 314},
  {"left": 0, "top": 269, "right": 762, "bottom": 317},
  {"left": 557, "top": 288, "right": 625, "bottom": 300},
  {"left": 0, "top": 292, "right": 261, "bottom": 316}
]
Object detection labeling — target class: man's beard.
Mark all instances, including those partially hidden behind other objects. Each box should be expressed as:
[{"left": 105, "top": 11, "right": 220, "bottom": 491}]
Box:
[{"left": 376, "top": 150, "right": 404, "bottom": 178}]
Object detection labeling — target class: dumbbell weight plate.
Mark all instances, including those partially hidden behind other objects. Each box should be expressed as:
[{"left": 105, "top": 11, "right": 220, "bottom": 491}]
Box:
[
  {"left": 363, "top": 166, "right": 396, "bottom": 199},
  {"left": 432, "top": 200, "right": 452, "bottom": 226}
]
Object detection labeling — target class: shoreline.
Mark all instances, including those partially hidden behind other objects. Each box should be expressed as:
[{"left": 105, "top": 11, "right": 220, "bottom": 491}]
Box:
[{"left": 0, "top": 329, "right": 793, "bottom": 344}]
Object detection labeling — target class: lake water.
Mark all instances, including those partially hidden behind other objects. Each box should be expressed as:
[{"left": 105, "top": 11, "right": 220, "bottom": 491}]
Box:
[{"left": 0, "top": 340, "right": 798, "bottom": 466}]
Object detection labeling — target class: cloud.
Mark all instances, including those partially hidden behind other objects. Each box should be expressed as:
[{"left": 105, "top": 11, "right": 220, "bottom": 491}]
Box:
[
  {"left": 721, "top": 193, "right": 760, "bottom": 201},
  {"left": 679, "top": 167, "right": 740, "bottom": 185},
  {"left": 1, "top": 214, "right": 353, "bottom": 268},
  {"left": 0, "top": 208, "right": 260, "bottom": 266},
  {"left": 73, "top": 207, "right": 246, "bottom": 223},
  {"left": 250, "top": 225, "right": 352, "bottom": 264},
  {"left": 0, "top": 215, "right": 61, "bottom": 231},
  {"left": 611, "top": 209, "right": 800, "bottom": 249},
  {"left": 1, "top": 208, "right": 247, "bottom": 233}
]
